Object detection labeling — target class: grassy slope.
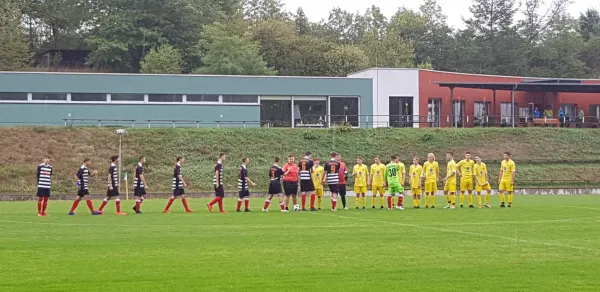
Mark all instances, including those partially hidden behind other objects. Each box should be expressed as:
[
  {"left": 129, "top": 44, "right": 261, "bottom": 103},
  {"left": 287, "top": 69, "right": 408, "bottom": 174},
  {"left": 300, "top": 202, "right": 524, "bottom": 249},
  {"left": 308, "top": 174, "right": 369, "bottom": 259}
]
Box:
[{"left": 1, "top": 127, "right": 600, "bottom": 194}]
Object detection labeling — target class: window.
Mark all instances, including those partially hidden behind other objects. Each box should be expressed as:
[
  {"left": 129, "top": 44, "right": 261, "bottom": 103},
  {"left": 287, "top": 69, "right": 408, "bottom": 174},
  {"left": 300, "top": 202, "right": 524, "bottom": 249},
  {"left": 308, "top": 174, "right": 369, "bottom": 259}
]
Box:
[
  {"left": 294, "top": 100, "right": 327, "bottom": 127},
  {"left": 428, "top": 99, "right": 441, "bottom": 128},
  {"left": 0, "top": 92, "right": 27, "bottom": 101},
  {"left": 561, "top": 104, "right": 577, "bottom": 117},
  {"left": 222, "top": 95, "right": 258, "bottom": 103},
  {"left": 474, "top": 101, "right": 490, "bottom": 126},
  {"left": 111, "top": 93, "right": 145, "bottom": 102},
  {"left": 330, "top": 97, "right": 359, "bottom": 127},
  {"left": 501, "top": 102, "right": 515, "bottom": 125},
  {"left": 148, "top": 94, "right": 183, "bottom": 102},
  {"left": 71, "top": 93, "right": 107, "bottom": 102},
  {"left": 452, "top": 100, "right": 465, "bottom": 127},
  {"left": 389, "top": 96, "right": 413, "bottom": 128},
  {"left": 260, "top": 100, "right": 292, "bottom": 127},
  {"left": 187, "top": 94, "right": 219, "bottom": 102},
  {"left": 32, "top": 93, "right": 67, "bottom": 101}
]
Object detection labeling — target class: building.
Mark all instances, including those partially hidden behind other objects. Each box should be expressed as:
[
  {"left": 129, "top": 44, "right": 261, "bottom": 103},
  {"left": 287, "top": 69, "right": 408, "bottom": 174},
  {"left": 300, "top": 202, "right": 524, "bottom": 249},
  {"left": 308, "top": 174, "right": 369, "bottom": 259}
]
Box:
[
  {"left": 35, "top": 50, "right": 91, "bottom": 69},
  {"left": 0, "top": 72, "right": 372, "bottom": 128}
]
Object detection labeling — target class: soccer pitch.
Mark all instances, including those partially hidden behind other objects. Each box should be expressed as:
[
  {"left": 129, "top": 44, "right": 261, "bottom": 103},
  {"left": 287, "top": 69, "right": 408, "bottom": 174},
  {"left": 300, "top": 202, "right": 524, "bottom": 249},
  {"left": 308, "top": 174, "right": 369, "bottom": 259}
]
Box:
[{"left": 1, "top": 195, "right": 599, "bottom": 292}]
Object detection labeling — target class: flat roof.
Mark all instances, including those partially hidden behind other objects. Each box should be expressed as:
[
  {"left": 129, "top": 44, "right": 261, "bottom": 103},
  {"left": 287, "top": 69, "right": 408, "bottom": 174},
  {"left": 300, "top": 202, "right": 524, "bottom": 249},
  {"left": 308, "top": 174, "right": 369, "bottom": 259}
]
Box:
[{"left": 435, "top": 82, "right": 600, "bottom": 93}]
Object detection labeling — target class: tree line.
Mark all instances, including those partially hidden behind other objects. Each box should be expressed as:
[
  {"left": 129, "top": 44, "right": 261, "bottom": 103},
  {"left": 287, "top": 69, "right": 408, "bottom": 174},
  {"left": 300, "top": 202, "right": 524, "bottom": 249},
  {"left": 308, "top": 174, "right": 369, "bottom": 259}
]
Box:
[{"left": 1, "top": 0, "right": 599, "bottom": 78}]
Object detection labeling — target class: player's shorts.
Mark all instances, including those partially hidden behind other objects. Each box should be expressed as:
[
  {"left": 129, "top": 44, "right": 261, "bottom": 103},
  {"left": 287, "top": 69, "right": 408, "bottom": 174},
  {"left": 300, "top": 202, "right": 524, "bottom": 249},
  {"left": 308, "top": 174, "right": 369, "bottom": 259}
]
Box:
[
  {"left": 388, "top": 184, "right": 402, "bottom": 196},
  {"left": 173, "top": 188, "right": 185, "bottom": 197},
  {"left": 424, "top": 181, "right": 437, "bottom": 193},
  {"left": 460, "top": 179, "right": 474, "bottom": 191},
  {"left": 372, "top": 185, "right": 385, "bottom": 195},
  {"left": 300, "top": 180, "right": 315, "bottom": 192},
  {"left": 328, "top": 183, "right": 339, "bottom": 194},
  {"left": 411, "top": 188, "right": 422, "bottom": 195},
  {"left": 36, "top": 188, "right": 50, "bottom": 197},
  {"left": 339, "top": 184, "right": 346, "bottom": 196},
  {"left": 476, "top": 183, "right": 492, "bottom": 193},
  {"left": 444, "top": 182, "right": 457, "bottom": 193},
  {"left": 268, "top": 181, "right": 282, "bottom": 195},
  {"left": 134, "top": 187, "right": 146, "bottom": 196},
  {"left": 283, "top": 181, "right": 298, "bottom": 196},
  {"left": 499, "top": 181, "right": 514, "bottom": 192},
  {"left": 77, "top": 189, "right": 89, "bottom": 197},
  {"left": 106, "top": 188, "right": 120, "bottom": 197},
  {"left": 315, "top": 188, "right": 324, "bottom": 197},
  {"left": 354, "top": 185, "right": 367, "bottom": 194},
  {"left": 214, "top": 186, "right": 225, "bottom": 197},
  {"left": 238, "top": 189, "right": 250, "bottom": 198}
]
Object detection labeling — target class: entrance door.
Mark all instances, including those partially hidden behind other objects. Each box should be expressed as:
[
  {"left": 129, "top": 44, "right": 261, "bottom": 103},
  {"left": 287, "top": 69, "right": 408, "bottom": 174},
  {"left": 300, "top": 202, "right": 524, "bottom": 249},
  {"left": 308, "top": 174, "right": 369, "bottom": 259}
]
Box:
[
  {"left": 389, "top": 96, "right": 414, "bottom": 128},
  {"left": 428, "top": 99, "right": 441, "bottom": 127}
]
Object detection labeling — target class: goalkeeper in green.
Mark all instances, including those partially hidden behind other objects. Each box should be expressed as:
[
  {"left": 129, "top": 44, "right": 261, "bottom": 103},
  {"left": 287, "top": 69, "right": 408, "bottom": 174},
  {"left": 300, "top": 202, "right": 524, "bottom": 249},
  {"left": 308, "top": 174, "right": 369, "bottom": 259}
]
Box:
[{"left": 385, "top": 155, "right": 404, "bottom": 210}]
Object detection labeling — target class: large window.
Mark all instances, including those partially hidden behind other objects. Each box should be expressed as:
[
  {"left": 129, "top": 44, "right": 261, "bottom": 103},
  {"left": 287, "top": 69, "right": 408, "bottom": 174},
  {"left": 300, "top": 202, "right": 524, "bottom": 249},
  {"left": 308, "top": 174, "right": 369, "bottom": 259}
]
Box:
[
  {"left": 428, "top": 99, "right": 441, "bottom": 127},
  {"left": 501, "top": 102, "right": 515, "bottom": 125},
  {"left": 294, "top": 99, "right": 327, "bottom": 127},
  {"left": 330, "top": 97, "right": 359, "bottom": 127},
  {"left": 187, "top": 94, "right": 219, "bottom": 102},
  {"left": 0, "top": 92, "right": 27, "bottom": 101},
  {"left": 389, "top": 96, "right": 413, "bottom": 128},
  {"left": 474, "top": 101, "right": 490, "bottom": 126},
  {"left": 452, "top": 100, "right": 465, "bottom": 127},
  {"left": 32, "top": 93, "right": 67, "bottom": 101},
  {"left": 111, "top": 93, "right": 145, "bottom": 102},
  {"left": 71, "top": 93, "right": 107, "bottom": 102},
  {"left": 222, "top": 95, "right": 258, "bottom": 103},
  {"left": 148, "top": 94, "right": 183, "bottom": 102},
  {"left": 260, "top": 98, "right": 292, "bottom": 127}
]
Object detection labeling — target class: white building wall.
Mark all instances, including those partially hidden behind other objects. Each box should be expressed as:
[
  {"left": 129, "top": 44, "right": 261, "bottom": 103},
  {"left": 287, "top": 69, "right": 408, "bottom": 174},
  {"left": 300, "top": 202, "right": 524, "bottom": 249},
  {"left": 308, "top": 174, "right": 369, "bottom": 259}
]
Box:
[{"left": 348, "top": 68, "right": 420, "bottom": 128}]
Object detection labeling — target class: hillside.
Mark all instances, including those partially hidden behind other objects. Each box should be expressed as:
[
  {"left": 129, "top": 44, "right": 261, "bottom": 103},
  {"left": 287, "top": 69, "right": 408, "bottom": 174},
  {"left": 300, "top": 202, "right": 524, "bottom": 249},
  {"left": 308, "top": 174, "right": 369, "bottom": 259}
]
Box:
[{"left": 1, "top": 127, "right": 600, "bottom": 194}]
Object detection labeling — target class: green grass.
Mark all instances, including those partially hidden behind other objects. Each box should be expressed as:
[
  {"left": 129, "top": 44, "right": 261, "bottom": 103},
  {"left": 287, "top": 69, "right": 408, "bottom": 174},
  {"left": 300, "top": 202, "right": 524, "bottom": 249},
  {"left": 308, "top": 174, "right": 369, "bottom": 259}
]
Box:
[
  {"left": 1, "top": 195, "right": 600, "bottom": 291},
  {"left": 3, "top": 127, "right": 600, "bottom": 194}
]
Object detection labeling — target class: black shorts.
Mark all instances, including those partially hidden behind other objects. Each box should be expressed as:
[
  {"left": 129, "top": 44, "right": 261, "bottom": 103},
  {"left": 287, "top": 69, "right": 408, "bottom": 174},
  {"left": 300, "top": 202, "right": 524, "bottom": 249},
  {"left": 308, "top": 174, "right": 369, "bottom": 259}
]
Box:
[
  {"left": 268, "top": 181, "right": 282, "bottom": 195},
  {"left": 339, "top": 184, "right": 347, "bottom": 196},
  {"left": 36, "top": 188, "right": 50, "bottom": 197},
  {"left": 283, "top": 181, "right": 298, "bottom": 196},
  {"left": 107, "top": 188, "right": 120, "bottom": 197},
  {"left": 238, "top": 189, "right": 250, "bottom": 198},
  {"left": 134, "top": 187, "right": 146, "bottom": 196},
  {"left": 300, "top": 180, "right": 315, "bottom": 192},
  {"left": 77, "top": 189, "right": 90, "bottom": 197},
  {"left": 173, "top": 188, "right": 185, "bottom": 197},
  {"left": 328, "top": 184, "right": 339, "bottom": 194},
  {"left": 214, "top": 186, "right": 225, "bottom": 197}
]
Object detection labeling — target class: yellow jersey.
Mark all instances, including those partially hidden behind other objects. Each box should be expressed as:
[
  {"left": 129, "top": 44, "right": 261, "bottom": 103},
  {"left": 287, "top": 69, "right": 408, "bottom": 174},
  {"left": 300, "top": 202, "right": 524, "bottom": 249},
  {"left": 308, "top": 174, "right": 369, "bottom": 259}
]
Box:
[
  {"left": 370, "top": 163, "right": 386, "bottom": 186},
  {"left": 500, "top": 159, "right": 516, "bottom": 182},
  {"left": 423, "top": 161, "right": 439, "bottom": 182},
  {"left": 474, "top": 162, "right": 488, "bottom": 185},
  {"left": 446, "top": 160, "right": 457, "bottom": 184},
  {"left": 457, "top": 159, "right": 475, "bottom": 180},
  {"left": 396, "top": 162, "right": 406, "bottom": 185},
  {"left": 409, "top": 164, "right": 423, "bottom": 188},
  {"left": 352, "top": 164, "right": 369, "bottom": 186},
  {"left": 312, "top": 166, "right": 324, "bottom": 188}
]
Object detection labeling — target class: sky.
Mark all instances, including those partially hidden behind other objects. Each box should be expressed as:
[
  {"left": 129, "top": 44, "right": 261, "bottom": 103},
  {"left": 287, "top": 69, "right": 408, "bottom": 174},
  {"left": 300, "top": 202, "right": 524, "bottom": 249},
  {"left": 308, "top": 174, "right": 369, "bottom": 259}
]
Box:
[{"left": 283, "top": 0, "right": 598, "bottom": 29}]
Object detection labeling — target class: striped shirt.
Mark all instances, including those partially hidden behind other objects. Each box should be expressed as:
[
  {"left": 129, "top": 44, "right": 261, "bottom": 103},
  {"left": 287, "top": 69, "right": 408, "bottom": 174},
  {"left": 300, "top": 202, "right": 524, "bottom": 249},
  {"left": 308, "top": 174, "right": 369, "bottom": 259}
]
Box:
[
  {"left": 238, "top": 164, "right": 248, "bottom": 191},
  {"left": 298, "top": 157, "right": 314, "bottom": 181},
  {"left": 108, "top": 163, "right": 118, "bottom": 188},
  {"left": 173, "top": 163, "right": 183, "bottom": 190},
  {"left": 269, "top": 164, "right": 284, "bottom": 181},
  {"left": 134, "top": 163, "right": 144, "bottom": 188},
  {"left": 77, "top": 165, "right": 89, "bottom": 190},
  {"left": 36, "top": 163, "right": 52, "bottom": 189},
  {"left": 213, "top": 161, "right": 223, "bottom": 187},
  {"left": 324, "top": 159, "right": 341, "bottom": 184}
]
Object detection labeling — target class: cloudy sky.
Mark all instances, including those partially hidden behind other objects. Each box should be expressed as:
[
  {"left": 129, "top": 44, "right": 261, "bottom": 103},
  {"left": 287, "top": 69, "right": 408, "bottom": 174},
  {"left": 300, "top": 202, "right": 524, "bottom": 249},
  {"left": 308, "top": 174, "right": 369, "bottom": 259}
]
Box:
[{"left": 283, "top": 0, "right": 598, "bottom": 29}]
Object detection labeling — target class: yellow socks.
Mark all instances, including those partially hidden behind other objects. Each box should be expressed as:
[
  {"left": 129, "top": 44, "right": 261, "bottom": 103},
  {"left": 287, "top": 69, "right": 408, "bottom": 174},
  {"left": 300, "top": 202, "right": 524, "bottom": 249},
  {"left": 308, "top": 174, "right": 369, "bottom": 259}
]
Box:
[
  {"left": 431, "top": 194, "right": 436, "bottom": 206},
  {"left": 459, "top": 192, "right": 465, "bottom": 205},
  {"left": 445, "top": 194, "right": 451, "bottom": 204},
  {"left": 317, "top": 197, "right": 322, "bottom": 209},
  {"left": 508, "top": 193, "right": 513, "bottom": 204},
  {"left": 372, "top": 197, "right": 376, "bottom": 207},
  {"left": 468, "top": 193, "right": 473, "bottom": 205},
  {"left": 500, "top": 193, "right": 506, "bottom": 204},
  {"left": 485, "top": 193, "right": 490, "bottom": 204},
  {"left": 379, "top": 196, "right": 384, "bottom": 207},
  {"left": 355, "top": 196, "right": 360, "bottom": 207},
  {"left": 451, "top": 194, "right": 457, "bottom": 205},
  {"left": 361, "top": 196, "right": 366, "bottom": 207},
  {"left": 477, "top": 193, "right": 482, "bottom": 206}
]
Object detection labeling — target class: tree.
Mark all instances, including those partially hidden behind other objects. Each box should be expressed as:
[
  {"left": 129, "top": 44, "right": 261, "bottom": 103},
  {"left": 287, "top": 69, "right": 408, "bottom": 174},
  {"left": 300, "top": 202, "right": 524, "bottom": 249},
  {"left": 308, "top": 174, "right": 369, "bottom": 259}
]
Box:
[
  {"left": 0, "top": 0, "right": 31, "bottom": 70},
  {"left": 195, "top": 23, "right": 276, "bottom": 75},
  {"left": 362, "top": 5, "right": 387, "bottom": 38},
  {"left": 464, "top": 0, "right": 518, "bottom": 39},
  {"left": 360, "top": 29, "right": 415, "bottom": 68},
  {"left": 581, "top": 36, "right": 600, "bottom": 78},
  {"left": 140, "top": 44, "right": 183, "bottom": 74},
  {"left": 578, "top": 8, "right": 600, "bottom": 41},
  {"left": 323, "top": 44, "right": 368, "bottom": 76},
  {"left": 244, "top": 0, "right": 289, "bottom": 21},
  {"left": 520, "top": 0, "right": 570, "bottom": 42},
  {"left": 387, "top": 8, "right": 428, "bottom": 66},
  {"left": 326, "top": 8, "right": 363, "bottom": 44},
  {"left": 294, "top": 7, "right": 310, "bottom": 35},
  {"left": 419, "top": 0, "right": 454, "bottom": 70}
]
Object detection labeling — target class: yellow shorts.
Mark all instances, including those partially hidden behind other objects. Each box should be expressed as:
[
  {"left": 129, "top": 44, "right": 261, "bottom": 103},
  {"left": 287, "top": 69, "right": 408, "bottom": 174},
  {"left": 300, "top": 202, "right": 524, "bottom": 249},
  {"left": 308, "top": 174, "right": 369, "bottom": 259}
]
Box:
[
  {"left": 315, "top": 188, "right": 324, "bottom": 196},
  {"left": 499, "top": 181, "right": 514, "bottom": 192},
  {"left": 424, "top": 181, "right": 437, "bottom": 193},
  {"left": 372, "top": 186, "right": 386, "bottom": 195},
  {"left": 460, "top": 179, "right": 473, "bottom": 191},
  {"left": 475, "top": 183, "right": 492, "bottom": 193},
  {"left": 354, "top": 186, "right": 368, "bottom": 194},
  {"left": 411, "top": 188, "right": 422, "bottom": 195},
  {"left": 444, "top": 183, "right": 457, "bottom": 193}
]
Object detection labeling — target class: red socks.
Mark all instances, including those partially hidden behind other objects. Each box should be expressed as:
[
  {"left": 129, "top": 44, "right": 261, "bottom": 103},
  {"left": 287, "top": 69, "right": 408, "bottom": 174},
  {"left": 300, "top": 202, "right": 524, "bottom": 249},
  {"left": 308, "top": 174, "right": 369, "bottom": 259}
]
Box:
[
  {"left": 244, "top": 198, "right": 250, "bottom": 210},
  {"left": 42, "top": 197, "right": 48, "bottom": 214},
  {"left": 99, "top": 200, "right": 108, "bottom": 211},
  {"left": 310, "top": 194, "right": 316, "bottom": 209},
  {"left": 116, "top": 199, "right": 121, "bottom": 213},
  {"left": 37, "top": 197, "right": 43, "bottom": 214},
  {"left": 331, "top": 199, "right": 337, "bottom": 210},
  {"left": 280, "top": 201, "right": 286, "bottom": 211},
  {"left": 209, "top": 197, "right": 224, "bottom": 211},
  {"left": 70, "top": 199, "right": 80, "bottom": 213},
  {"left": 236, "top": 199, "right": 242, "bottom": 211},
  {"left": 397, "top": 195, "right": 404, "bottom": 207},
  {"left": 165, "top": 198, "right": 174, "bottom": 210},
  {"left": 301, "top": 194, "right": 306, "bottom": 209},
  {"left": 135, "top": 199, "right": 141, "bottom": 212},
  {"left": 387, "top": 196, "right": 393, "bottom": 209},
  {"left": 182, "top": 198, "right": 191, "bottom": 211},
  {"left": 209, "top": 197, "right": 220, "bottom": 206},
  {"left": 263, "top": 200, "right": 270, "bottom": 210}
]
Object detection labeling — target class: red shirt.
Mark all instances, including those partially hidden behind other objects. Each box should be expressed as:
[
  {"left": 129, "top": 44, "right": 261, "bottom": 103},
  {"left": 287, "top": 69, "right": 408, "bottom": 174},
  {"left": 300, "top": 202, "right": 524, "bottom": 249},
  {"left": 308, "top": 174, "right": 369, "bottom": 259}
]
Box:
[
  {"left": 283, "top": 163, "right": 299, "bottom": 182},
  {"left": 339, "top": 162, "right": 347, "bottom": 184}
]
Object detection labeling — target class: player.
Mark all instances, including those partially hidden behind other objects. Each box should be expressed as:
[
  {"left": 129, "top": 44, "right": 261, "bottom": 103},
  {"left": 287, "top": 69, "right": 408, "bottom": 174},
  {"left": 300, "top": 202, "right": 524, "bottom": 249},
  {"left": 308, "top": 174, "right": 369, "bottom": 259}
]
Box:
[
  {"left": 98, "top": 155, "right": 126, "bottom": 215},
  {"left": 299, "top": 152, "right": 315, "bottom": 211},
  {"left": 337, "top": 154, "right": 349, "bottom": 210},
  {"left": 456, "top": 152, "right": 475, "bottom": 208},
  {"left": 207, "top": 152, "right": 227, "bottom": 213},
  {"left": 323, "top": 152, "right": 341, "bottom": 211},
  {"left": 311, "top": 159, "right": 325, "bottom": 211},
  {"left": 474, "top": 156, "right": 492, "bottom": 208},
  {"left": 263, "top": 157, "right": 285, "bottom": 212},
  {"left": 369, "top": 156, "right": 386, "bottom": 209},
  {"left": 422, "top": 153, "right": 439, "bottom": 208},
  {"left": 352, "top": 156, "right": 368, "bottom": 210},
  {"left": 409, "top": 156, "right": 423, "bottom": 209},
  {"left": 163, "top": 156, "right": 194, "bottom": 213},
  {"left": 132, "top": 156, "right": 148, "bottom": 214},
  {"left": 443, "top": 152, "right": 458, "bottom": 209},
  {"left": 236, "top": 157, "right": 257, "bottom": 212},
  {"left": 498, "top": 152, "right": 516, "bottom": 207},
  {"left": 69, "top": 158, "right": 100, "bottom": 215},
  {"left": 395, "top": 157, "right": 406, "bottom": 209},
  {"left": 36, "top": 156, "right": 52, "bottom": 216},
  {"left": 282, "top": 154, "right": 299, "bottom": 211},
  {"left": 385, "top": 155, "right": 404, "bottom": 210}
]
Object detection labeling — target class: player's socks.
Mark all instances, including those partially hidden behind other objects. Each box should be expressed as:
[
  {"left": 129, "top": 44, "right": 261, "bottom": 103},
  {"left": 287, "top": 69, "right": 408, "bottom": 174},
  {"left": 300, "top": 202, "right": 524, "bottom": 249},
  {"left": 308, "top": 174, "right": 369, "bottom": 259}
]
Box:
[
  {"left": 372, "top": 197, "right": 376, "bottom": 207},
  {"left": 217, "top": 197, "right": 224, "bottom": 212},
  {"left": 361, "top": 196, "right": 366, "bottom": 207},
  {"left": 379, "top": 196, "right": 384, "bottom": 208},
  {"left": 135, "top": 199, "right": 142, "bottom": 212},
  {"left": 116, "top": 199, "right": 122, "bottom": 213},
  {"left": 317, "top": 196, "right": 322, "bottom": 209},
  {"left": 301, "top": 194, "right": 307, "bottom": 210},
  {"left": 485, "top": 193, "right": 490, "bottom": 204},
  {"left": 86, "top": 199, "right": 95, "bottom": 213},
  {"left": 310, "top": 194, "right": 316, "bottom": 209},
  {"left": 477, "top": 194, "right": 482, "bottom": 206},
  {"left": 208, "top": 197, "right": 220, "bottom": 207},
  {"left": 451, "top": 194, "right": 456, "bottom": 205},
  {"left": 355, "top": 196, "right": 360, "bottom": 207},
  {"left": 387, "top": 196, "right": 393, "bottom": 209},
  {"left": 508, "top": 193, "right": 514, "bottom": 205},
  {"left": 37, "top": 197, "right": 43, "bottom": 214},
  {"left": 459, "top": 192, "right": 465, "bottom": 206},
  {"left": 99, "top": 199, "right": 108, "bottom": 211},
  {"left": 468, "top": 193, "right": 473, "bottom": 205},
  {"left": 340, "top": 195, "right": 347, "bottom": 208},
  {"left": 424, "top": 195, "right": 429, "bottom": 207},
  {"left": 69, "top": 199, "right": 80, "bottom": 213},
  {"left": 236, "top": 198, "right": 242, "bottom": 211},
  {"left": 164, "top": 197, "right": 174, "bottom": 211},
  {"left": 500, "top": 194, "right": 506, "bottom": 205},
  {"left": 244, "top": 198, "right": 250, "bottom": 210},
  {"left": 431, "top": 194, "right": 436, "bottom": 206},
  {"left": 42, "top": 197, "right": 49, "bottom": 215},
  {"left": 263, "top": 200, "right": 271, "bottom": 210},
  {"left": 331, "top": 199, "right": 337, "bottom": 210},
  {"left": 397, "top": 195, "right": 404, "bottom": 207},
  {"left": 182, "top": 198, "right": 193, "bottom": 212},
  {"left": 445, "top": 194, "right": 451, "bottom": 205}
]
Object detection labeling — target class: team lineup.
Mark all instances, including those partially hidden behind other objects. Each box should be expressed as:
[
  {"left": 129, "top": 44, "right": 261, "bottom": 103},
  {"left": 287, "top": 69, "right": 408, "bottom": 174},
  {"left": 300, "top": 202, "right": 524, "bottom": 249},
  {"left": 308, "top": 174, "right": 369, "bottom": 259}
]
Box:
[{"left": 33, "top": 151, "right": 517, "bottom": 216}]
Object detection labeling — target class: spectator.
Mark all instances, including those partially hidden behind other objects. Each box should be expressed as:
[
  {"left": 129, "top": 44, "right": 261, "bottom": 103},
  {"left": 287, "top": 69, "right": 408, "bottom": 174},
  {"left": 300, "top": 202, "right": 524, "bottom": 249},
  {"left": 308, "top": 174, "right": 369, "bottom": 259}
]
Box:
[
  {"left": 578, "top": 109, "right": 585, "bottom": 127},
  {"left": 543, "top": 106, "right": 553, "bottom": 118},
  {"left": 559, "top": 107, "right": 566, "bottom": 127},
  {"left": 533, "top": 107, "right": 541, "bottom": 119}
]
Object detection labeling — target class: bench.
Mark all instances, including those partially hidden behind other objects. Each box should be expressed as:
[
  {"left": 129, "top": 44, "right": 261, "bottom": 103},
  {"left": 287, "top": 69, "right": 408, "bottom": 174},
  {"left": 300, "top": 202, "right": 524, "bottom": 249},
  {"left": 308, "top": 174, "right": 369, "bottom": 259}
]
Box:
[{"left": 532, "top": 118, "right": 560, "bottom": 127}]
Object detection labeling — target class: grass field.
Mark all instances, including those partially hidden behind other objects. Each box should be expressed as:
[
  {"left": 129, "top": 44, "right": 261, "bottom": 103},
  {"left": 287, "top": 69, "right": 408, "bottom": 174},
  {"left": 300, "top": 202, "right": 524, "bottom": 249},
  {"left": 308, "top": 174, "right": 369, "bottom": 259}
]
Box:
[{"left": 1, "top": 195, "right": 599, "bottom": 292}]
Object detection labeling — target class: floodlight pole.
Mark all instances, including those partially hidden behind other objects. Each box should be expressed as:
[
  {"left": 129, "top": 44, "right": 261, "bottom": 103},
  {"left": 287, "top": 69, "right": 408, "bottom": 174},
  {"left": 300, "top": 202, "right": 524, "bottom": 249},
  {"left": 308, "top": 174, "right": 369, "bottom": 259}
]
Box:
[{"left": 114, "top": 129, "right": 128, "bottom": 192}]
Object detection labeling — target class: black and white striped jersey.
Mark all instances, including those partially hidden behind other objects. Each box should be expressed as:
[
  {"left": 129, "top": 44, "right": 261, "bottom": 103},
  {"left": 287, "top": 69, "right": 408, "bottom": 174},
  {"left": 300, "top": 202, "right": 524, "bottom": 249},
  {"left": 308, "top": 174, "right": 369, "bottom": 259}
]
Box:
[
  {"left": 77, "top": 165, "right": 89, "bottom": 190},
  {"left": 134, "top": 163, "right": 144, "bottom": 188},
  {"left": 298, "top": 157, "right": 314, "bottom": 181},
  {"left": 108, "top": 163, "right": 118, "bottom": 188},
  {"left": 324, "top": 159, "right": 341, "bottom": 185},
  {"left": 213, "top": 161, "right": 223, "bottom": 187},
  {"left": 173, "top": 163, "right": 183, "bottom": 190},
  {"left": 36, "top": 164, "right": 52, "bottom": 189},
  {"left": 238, "top": 164, "right": 248, "bottom": 191}
]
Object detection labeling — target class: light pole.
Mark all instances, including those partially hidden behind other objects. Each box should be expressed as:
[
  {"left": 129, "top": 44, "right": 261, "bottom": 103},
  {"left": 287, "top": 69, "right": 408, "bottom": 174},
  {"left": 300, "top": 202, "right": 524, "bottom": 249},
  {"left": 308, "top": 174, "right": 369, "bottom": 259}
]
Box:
[{"left": 114, "top": 129, "right": 128, "bottom": 191}]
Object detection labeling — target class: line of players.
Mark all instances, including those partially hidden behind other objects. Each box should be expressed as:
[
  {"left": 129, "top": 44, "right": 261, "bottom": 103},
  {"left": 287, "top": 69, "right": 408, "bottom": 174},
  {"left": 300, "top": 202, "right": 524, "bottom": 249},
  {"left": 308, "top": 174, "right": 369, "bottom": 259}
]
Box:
[{"left": 33, "top": 150, "right": 516, "bottom": 216}]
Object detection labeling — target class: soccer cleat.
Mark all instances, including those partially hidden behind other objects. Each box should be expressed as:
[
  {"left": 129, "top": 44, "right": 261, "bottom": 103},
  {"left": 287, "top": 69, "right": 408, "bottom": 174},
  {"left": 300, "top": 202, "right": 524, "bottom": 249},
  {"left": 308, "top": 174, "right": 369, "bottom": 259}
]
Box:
[
  {"left": 281, "top": 209, "right": 289, "bottom": 213},
  {"left": 372, "top": 206, "right": 376, "bottom": 209},
  {"left": 236, "top": 209, "right": 242, "bottom": 212},
  {"left": 444, "top": 205, "right": 451, "bottom": 209},
  {"left": 92, "top": 211, "right": 101, "bottom": 215},
  {"left": 301, "top": 209, "right": 307, "bottom": 212},
  {"left": 163, "top": 210, "right": 171, "bottom": 214},
  {"left": 431, "top": 206, "right": 436, "bottom": 209},
  {"left": 362, "top": 206, "right": 366, "bottom": 210},
  {"left": 331, "top": 209, "right": 337, "bottom": 212},
  {"left": 116, "top": 212, "right": 127, "bottom": 216},
  {"left": 388, "top": 208, "right": 394, "bottom": 210},
  {"left": 285, "top": 207, "right": 289, "bottom": 211},
  {"left": 500, "top": 204, "right": 506, "bottom": 208},
  {"left": 478, "top": 205, "right": 483, "bottom": 209},
  {"left": 97, "top": 211, "right": 104, "bottom": 215},
  {"left": 262, "top": 208, "right": 268, "bottom": 212},
  {"left": 207, "top": 204, "right": 213, "bottom": 213},
  {"left": 425, "top": 205, "right": 429, "bottom": 209},
  {"left": 38, "top": 213, "right": 44, "bottom": 217},
  {"left": 310, "top": 208, "right": 317, "bottom": 211},
  {"left": 380, "top": 206, "right": 384, "bottom": 209},
  {"left": 245, "top": 209, "right": 251, "bottom": 212},
  {"left": 185, "top": 209, "right": 195, "bottom": 213},
  {"left": 219, "top": 210, "right": 227, "bottom": 214},
  {"left": 132, "top": 206, "right": 136, "bottom": 211},
  {"left": 343, "top": 207, "right": 349, "bottom": 210},
  {"left": 135, "top": 211, "right": 143, "bottom": 214},
  {"left": 469, "top": 205, "right": 475, "bottom": 208},
  {"left": 42, "top": 212, "right": 50, "bottom": 216},
  {"left": 460, "top": 205, "right": 464, "bottom": 208},
  {"left": 484, "top": 203, "right": 491, "bottom": 208},
  {"left": 355, "top": 207, "right": 359, "bottom": 210},
  {"left": 508, "top": 204, "right": 512, "bottom": 208},
  {"left": 413, "top": 206, "right": 417, "bottom": 209},
  {"left": 416, "top": 206, "right": 420, "bottom": 209},
  {"left": 396, "top": 206, "right": 405, "bottom": 210},
  {"left": 68, "top": 212, "right": 75, "bottom": 216},
  {"left": 449, "top": 205, "right": 455, "bottom": 209},
  {"left": 318, "top": 208, "right": 322, "bottom": 210}
]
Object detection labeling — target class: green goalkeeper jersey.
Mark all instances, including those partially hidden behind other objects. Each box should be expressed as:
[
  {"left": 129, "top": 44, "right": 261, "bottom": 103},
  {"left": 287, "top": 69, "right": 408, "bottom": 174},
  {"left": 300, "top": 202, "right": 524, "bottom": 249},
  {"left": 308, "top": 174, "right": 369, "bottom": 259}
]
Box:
[{"left": 385, "top": 163, "right": 400, "bottom": 185}]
